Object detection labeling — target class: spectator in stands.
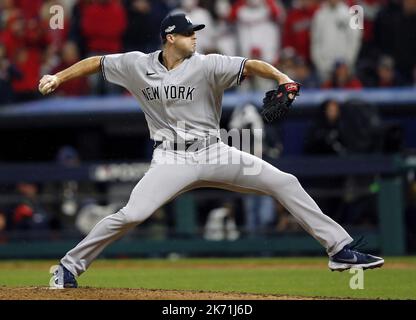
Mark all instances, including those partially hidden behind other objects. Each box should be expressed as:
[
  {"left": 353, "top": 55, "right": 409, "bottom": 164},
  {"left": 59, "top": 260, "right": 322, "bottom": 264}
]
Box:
[
  {"left": 8, "top": 182, "right": 51, "bottom": 231},
  {"left": 0, "top": 0, "right": 20, "bottom": 30},
  {"left": 2, "top": 12, "right": 46, "bottom": 102},
  {"left": 40, "top": 0, "right": 70, "bottom": 51},
  {"left": 311, "top": 0, "right": 362, "bottom": 82},
  {"left": 67, "top": 0, "right": 87, "bottom": 58},
  {"left": 1, "top": 13, "right": 25, "bottom": 59},
  {"left": 40, "top": 44, "right": 61, "bottom": 77},
  {"left": 308, "top": 98, "right": 381, "bottom": 155},
  {"left": 56, "top": 0, "right": 78, "bottom": 15},
  {"left": 373, "top": 0, "right": 401, "bottom": 57},
  {"left": 213, "top": 0, "right": 238, "bottom": 56},
  {"left": 80, "top": 0, "right": 127, "bottom": 94},
  {"left": 348, "top": 0, "right": 384, "bottom": 53},
  {"left": 0, "top": 43, "right": 21, "bottom": 105},
  {"left": 55, "top": 146, "right": 82, "bottom": 228},
  {"left": 56, "top": 145, "right": 81, "bottom": 167},
  {"left": 305, "top": 99, "right": 346, "bottom": 155},
  {"left": 340, "top": 99, "right": 383, "bottom": 154},
  {"left": 344, "top": 0, "right": 384, "bottom": 85},
  {"left": 310, "top": 98, "right": 382, "bottom": 228},
  {"left": 81, "top": 0, "right": 126, "bottom": 55},
  {"left": 123, "top": 0, "right": 170, "bottom": 53},
  {"left": 171, "top": 0, "right": 216, "bottom": 54},
  {"left": 304, "top": 99, "right": 347, "bottom": 222},
  {"left": 44, "top": 145, "right": 100, "bottom": 231},
  {"left": 229, "top": 0, "right": 282, "bottom": 90},
  {"left": 12, "top": 47, "right": 43, "bottom": 102},
  {"left": 275, "top": 201, "right": 303, "bottom": 233},
  {"left": 204, "top": 200, "right": 240, "bottom": 241},
  {"left": 374, "top": 0, "right": 416, "bottom": 84},
  {"left": 52, "top": 42, "right": 89, "bottom": 96},
  {"left": 13, "top": 0, "right": 43, "bottom": 20},
  {"left": 292, "top": 56, "right": 320, "bottom": 88},
  {"left": 322, "top": 60, "right": 363, "bottom": 89},
  {"left": 276, "top": 47, "right": 297, "bottom": 80},
  {"left": 283, "top": 0, "right": 319, "bottom": 63},
  {"left": 371, "top": 55, "right": 405, "bottom": 88}
]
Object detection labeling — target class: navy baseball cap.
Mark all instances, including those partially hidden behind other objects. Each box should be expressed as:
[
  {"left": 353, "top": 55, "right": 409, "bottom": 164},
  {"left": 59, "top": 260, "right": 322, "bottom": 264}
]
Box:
[{"left": 160, "top": 13, "right": 205, "bottom": 39}]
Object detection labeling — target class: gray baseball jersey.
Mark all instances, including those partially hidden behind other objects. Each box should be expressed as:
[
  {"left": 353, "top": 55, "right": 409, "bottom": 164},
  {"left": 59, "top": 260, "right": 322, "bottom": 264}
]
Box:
[{"left": 101, "top": 51, "right": 246, "bottom": 141}]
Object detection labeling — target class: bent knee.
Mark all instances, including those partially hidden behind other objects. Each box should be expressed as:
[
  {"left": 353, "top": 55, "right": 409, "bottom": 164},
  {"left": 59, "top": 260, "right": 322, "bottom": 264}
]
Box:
[
  {"left": 265, "top": 172, "right": 300, "bottom": 194},
  {"left": 120, "top": 201, "right": 159, "bottom": 225},
  {"left": 283, "top": 173, "right": 299, "bottom": 186}
]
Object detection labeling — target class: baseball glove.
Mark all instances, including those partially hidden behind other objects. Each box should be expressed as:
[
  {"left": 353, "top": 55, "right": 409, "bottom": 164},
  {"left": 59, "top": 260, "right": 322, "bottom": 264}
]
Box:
[{"left": 261, "top": 82, "right": 301, "bottom": 122}]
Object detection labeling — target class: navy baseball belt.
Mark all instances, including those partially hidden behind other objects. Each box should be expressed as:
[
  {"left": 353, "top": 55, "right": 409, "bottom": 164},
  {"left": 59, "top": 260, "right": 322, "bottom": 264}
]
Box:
[{"left": 153, "top": 136, "right": 220, "bottom": 151}]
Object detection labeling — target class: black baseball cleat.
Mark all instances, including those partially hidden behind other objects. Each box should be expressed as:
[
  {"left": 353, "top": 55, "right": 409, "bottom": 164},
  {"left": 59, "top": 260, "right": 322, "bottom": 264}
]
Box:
[
  {"left": 50, "top": 263, "right": 78, "bottom": 289},
  {"left": 329, "top": 239, "right": 384, "bottom": 272}
]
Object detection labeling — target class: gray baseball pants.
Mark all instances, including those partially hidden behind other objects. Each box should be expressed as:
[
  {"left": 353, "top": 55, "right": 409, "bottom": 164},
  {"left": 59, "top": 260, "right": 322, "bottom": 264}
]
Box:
[{"left": 61, "top": 142, "right": 352, "bottom": 276}]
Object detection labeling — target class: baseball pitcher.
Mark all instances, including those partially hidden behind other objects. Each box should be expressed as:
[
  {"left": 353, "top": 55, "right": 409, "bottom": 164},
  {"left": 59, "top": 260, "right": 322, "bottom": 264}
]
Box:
[{"left": 39, "top": 14, "right": 384, "bottom": 289}]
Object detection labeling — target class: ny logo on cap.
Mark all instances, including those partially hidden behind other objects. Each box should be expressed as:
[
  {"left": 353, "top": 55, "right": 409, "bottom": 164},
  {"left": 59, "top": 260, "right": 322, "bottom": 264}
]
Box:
[
  {"left": 165, "top": 25, "right": 175, "bottom": 33},
  {"left": 185, "top": 16, "right": 192, "bottom": 24}
]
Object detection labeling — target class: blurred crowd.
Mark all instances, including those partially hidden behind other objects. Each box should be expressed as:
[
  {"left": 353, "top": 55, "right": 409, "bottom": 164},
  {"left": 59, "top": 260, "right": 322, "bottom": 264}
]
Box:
[
  {"left": 1, "top": 0, "right": 416, "bottom": 105},
  {"left": 0, "top": 0, "right": 415, "bottom": 250}
]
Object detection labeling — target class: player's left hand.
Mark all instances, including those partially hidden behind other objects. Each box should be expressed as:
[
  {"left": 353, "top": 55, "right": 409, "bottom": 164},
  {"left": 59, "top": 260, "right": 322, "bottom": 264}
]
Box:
[
  {"left": 38, "top": 75, "right": 60, "bottom": 95},
  {"left": 261, "top": 82, "right": 301, "bottom": 122}
]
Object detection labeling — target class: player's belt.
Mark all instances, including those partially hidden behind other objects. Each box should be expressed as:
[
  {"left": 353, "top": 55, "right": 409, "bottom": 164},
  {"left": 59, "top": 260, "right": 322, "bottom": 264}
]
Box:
[{"left": 153, "top": 136, "right": 220, "bottom": 151}]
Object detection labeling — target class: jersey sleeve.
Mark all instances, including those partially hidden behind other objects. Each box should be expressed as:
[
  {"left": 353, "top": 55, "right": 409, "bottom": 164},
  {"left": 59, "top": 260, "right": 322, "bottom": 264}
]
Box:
[
  {"left": 101, "top": 51, "right": 145, "bottom": 87},
  {"left": 204, "top": 54, "right": 247, "bottom": 89}
]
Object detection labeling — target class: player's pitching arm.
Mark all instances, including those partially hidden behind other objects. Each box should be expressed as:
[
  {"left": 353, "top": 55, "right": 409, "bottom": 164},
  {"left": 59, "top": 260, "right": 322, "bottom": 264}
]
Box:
[
  {"left": 38, "top": 56, "right": 102, "bottom": 95},
  {"left": 243, "top": 59, "right": 296, "bottom": 98}
]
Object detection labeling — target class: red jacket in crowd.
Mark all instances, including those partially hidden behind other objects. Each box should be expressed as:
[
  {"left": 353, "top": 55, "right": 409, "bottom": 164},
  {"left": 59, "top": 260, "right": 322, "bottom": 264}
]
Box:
[
  {"left": 283, "top": 3, "right": 319, "bottom": 62},
  {"left": 13, "top": 0, "right": 43, "bottom": 19},
  {"left": 12, "top": 49, "right": 41, "bottom": 93},
  {"left": 229, "top": 0, "right": 281, "bottom": 22},
  {"left": 81, "top": 0, "right": 127, "bottom": 54},
  {"left": 322, "top": 78, "right": 363, "bottom": 90},
  {"left": 2, "top": 15, "right": 47, "bottom": 93}
]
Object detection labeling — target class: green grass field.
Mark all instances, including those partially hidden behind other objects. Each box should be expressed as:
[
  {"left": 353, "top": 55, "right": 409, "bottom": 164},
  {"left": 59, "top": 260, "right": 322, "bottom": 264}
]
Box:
[{"left": 0, "top": 257, "right": 415, "bottom": 299}]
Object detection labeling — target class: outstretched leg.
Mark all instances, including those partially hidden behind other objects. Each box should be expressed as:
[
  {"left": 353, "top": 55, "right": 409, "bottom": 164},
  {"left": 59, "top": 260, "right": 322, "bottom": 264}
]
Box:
[
  {"left": 198, "top": 143, "right": 352, "bottom": 256},
  {"left": 60, "top": 152, "right": 199, "bottom": 277},
  {"left": 197, "top": 142, "right": 383, "bottom": 270}
]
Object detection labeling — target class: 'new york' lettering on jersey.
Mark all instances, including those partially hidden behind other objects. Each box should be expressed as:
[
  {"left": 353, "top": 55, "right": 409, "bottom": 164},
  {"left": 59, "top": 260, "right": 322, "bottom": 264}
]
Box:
[
  {"left": 101, "top": 50, "right": 247, "bottom": 141},
  {"left": 141, "top": 86, "right": 195, "bottom": 102}
]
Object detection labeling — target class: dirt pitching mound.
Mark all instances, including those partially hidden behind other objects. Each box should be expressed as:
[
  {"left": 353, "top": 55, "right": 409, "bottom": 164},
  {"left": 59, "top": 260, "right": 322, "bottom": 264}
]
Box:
[{"left": 0, "top": 287, "right": 324, "bottom": 300}]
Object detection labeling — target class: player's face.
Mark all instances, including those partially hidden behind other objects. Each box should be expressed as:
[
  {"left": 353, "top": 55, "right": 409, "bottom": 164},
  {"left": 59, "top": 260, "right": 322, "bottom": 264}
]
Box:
[{"left": 173, "top": 30, "right": 197, "bottom": 57}]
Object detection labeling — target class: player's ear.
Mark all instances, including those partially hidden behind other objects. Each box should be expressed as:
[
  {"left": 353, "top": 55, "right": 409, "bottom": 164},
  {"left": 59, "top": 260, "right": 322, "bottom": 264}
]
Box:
[{"left": 166, "top": 34, "right": 175, "bottom": 44}]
